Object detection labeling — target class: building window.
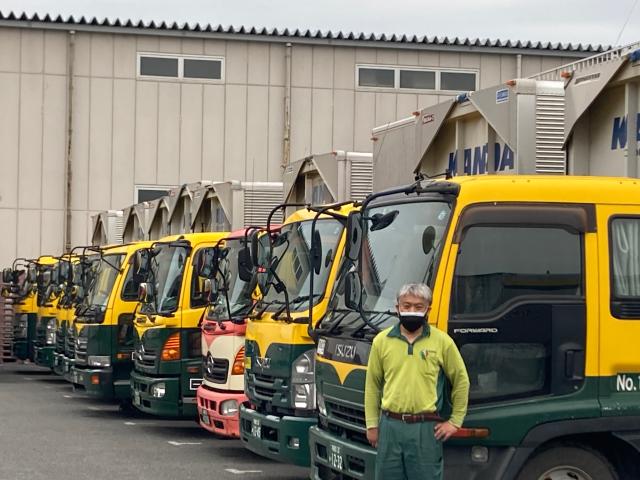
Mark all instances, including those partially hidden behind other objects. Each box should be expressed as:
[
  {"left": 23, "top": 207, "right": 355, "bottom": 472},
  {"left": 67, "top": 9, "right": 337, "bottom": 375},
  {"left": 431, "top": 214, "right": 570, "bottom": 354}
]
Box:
[
  {"left": 356, "top": 64, "right": 477, "bottom": 92},
  {"left": 135, "top": 185, "right": 175, "bottom": 203},
  {"left": 138, "top": 54, "right": 224, "bottom": 81}
]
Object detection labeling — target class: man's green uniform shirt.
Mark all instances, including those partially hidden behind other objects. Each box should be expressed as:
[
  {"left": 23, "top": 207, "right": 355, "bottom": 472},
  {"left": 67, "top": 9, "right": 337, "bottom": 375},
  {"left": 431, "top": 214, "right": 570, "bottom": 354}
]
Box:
[{"left": 364, "top": 323, "right": 470, "bottom": 429}]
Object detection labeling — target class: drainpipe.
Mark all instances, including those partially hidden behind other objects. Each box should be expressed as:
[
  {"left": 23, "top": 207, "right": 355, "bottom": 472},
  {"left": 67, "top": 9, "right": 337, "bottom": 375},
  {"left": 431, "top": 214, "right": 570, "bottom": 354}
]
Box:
[
  {"left": 516, "top": 54, "right": 522, "bottom": 78},
  {"left": 63, "top": 30, "right": 76, "bottom": 253},
  {"left": 283, "top": 42, "right": 292, "bottom": 168}
]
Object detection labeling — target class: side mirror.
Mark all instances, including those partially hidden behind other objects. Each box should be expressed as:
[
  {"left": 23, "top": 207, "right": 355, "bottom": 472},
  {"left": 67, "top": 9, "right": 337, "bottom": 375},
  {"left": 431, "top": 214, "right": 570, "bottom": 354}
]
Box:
[
  {"left": 2, "top": 268, "right": 12, "bottom": 284},
  {"left": 28, "top": 266, "right": 37, "bottom": 283},
  {"left": 346, "top": 211, "right": 363, "bottom": 262},
  {"left": 311, "top": 228, "right": 322, "bottom": 275},
  {"left": 422, "top": 226, "right": 436, "bottom": 254},
  {"left": 344, "top": 270, "right": 362, "bottom": 310},
  {"left": 238, "top": 246, "right": 253, "bottom": 283}
]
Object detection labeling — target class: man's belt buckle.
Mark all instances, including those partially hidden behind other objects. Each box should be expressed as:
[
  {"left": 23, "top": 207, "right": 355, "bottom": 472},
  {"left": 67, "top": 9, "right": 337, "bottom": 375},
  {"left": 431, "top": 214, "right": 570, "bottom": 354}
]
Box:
[{"left": 401, "top": 413, "right": 413, "bottom": 423}]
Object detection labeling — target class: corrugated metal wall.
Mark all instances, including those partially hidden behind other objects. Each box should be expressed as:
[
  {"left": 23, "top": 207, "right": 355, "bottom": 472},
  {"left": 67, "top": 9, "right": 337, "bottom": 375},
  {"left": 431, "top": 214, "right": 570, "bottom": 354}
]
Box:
[{"left": 0, "top": 26, "right": 578, "bottom": 267}]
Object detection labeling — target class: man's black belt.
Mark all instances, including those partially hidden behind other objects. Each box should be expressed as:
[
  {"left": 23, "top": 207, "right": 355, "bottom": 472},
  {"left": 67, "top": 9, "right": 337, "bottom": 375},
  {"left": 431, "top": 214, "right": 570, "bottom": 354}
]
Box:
[{"left": 382, "top": 410, "right": 442, "bottom": 424}]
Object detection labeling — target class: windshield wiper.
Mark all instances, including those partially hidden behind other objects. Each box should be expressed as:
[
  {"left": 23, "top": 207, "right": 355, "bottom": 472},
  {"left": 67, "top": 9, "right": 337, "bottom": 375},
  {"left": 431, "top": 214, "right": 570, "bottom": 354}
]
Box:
[
  {"left": 351, "top": 310, "right": 396, "bottom": 338},
  {"left": 272, "top": 293, "right": 323, "bottom": 321}
]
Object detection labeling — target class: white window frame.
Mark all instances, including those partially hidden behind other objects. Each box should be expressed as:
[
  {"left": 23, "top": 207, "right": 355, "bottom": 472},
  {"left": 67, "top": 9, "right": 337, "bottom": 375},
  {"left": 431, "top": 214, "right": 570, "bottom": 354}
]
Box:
[
  {"left": 137, "top": 53, "right": 225, "bottom": 83},
  {"left": 134, "top": 184, "right": 176, "bottom": 204},
  {"left": 355, "top": 64, "right": 479, "bottom": 94}
]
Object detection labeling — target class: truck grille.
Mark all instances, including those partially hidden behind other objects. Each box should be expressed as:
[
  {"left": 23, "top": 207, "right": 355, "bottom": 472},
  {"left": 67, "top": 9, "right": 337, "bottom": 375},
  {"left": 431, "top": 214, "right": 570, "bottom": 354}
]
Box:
[
  {"left": 75, "top": 334, "right": 88, "bottom": 365},
  {"left": 55, "top": 324, "right": 66, "bottom": 353},
  {"left": 250, "top": 373, "right": 278, "bottom": 400},
  {"left": 135, "top": 343, "right": 157, "bottom": 368},
  {"left": 203, "top": 355, "right": 229, "bottom": 384},
  {"left": 325, "top": 399, "right": 368, "bottom": 446},
  {"left": 65, "top": 327, "right": 75, "bottom": 357}
]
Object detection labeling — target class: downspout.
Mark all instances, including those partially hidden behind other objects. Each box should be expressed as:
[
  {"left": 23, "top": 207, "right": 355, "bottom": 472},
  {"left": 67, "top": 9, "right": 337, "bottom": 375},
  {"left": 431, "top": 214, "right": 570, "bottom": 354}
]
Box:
[
  {"left": 283, "top": 42, "right": 292, "bottom": 169},
  {"left": 516, "top": 54, "right": 522, "bottom": 78},
  {"left": 63, "top": 30, "right": 76, "bottom": 252}
]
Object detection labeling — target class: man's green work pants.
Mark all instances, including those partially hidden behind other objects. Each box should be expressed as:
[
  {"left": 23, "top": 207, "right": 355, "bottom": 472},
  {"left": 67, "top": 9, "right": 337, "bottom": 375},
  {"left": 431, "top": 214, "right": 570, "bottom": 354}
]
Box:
[{"left": 375, "top": 415, "right": 443, "bottom": 480}]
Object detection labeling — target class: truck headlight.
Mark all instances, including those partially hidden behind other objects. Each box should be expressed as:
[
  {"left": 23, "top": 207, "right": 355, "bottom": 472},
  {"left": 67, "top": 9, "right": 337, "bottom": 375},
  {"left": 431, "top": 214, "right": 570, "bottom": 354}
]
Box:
[
  {"left": 150, "top": 382, "right": 166, "bottom": 398},
  {"left": 45, "top": 318, "right": 57, "bottom": 345},
  {"left": 15, "top": 314, "right": 28, "bottom": 339},
  {"left": 220, "top": 399, "right": 239, "bottom": 416},
  {"left": 291, "top": 350, "right": 316, "bottom": 410},
  {"left": 317, "top": 390, "right": 327, "bottom": 416},
  {"left": 88, "top": 356, "right": 111, "bottom": 367}
]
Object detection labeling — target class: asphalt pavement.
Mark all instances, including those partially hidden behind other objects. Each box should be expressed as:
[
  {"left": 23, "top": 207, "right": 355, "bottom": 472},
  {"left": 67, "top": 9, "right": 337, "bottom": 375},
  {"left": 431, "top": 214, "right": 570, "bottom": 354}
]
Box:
[{"left": 0, "top": 362, "right": 309, "bottom": 480}]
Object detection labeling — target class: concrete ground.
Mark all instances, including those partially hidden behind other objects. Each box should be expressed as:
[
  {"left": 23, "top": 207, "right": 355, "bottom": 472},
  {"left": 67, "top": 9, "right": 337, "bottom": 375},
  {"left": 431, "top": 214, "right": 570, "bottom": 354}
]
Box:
[{"left": 0, "top": 362, "right": 309, "bottom": 480}]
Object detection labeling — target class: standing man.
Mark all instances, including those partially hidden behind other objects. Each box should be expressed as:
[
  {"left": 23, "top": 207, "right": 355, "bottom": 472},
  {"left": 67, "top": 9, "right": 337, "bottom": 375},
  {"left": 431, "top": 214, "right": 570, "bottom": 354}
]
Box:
[{"left": 365, "top": 283, "right": 470, "bottom": 479}]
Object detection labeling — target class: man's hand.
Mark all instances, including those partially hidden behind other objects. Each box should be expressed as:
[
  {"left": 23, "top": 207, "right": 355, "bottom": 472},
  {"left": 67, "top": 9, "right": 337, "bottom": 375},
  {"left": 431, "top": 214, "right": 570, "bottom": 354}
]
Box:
[
  {"left": 366, "top": 427, "right": 379, "bottom": 448},
  {"left": 434, "top": 421, "right": 458, "bottom": 441}
]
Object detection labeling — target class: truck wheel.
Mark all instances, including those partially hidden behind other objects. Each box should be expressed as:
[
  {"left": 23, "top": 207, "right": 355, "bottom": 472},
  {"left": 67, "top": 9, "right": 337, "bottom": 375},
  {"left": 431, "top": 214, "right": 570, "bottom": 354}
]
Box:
[{"left": 517, "top": 445, "right": 618, "bottom": 480}]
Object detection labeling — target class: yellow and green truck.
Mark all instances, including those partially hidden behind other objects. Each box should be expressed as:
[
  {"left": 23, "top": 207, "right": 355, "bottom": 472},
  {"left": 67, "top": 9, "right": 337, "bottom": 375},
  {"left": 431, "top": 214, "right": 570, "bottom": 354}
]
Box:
[
  {"left": 33, "top": 256, "right": 61, "bottom": 368},
  {"left": 310, "top": 175, "right": 640, "bottom": 480},
  {"left": 239, "top": 205, "right": 352, "bottom": 466},
  {"left": 2, "top": 259, "right": 38, "bottom": 361},
  {"left": 131, "top": 232, "right": 227, "bottom": 417},
  {"left": 71, "top": 242, "right": 152, "bottom": 400}
]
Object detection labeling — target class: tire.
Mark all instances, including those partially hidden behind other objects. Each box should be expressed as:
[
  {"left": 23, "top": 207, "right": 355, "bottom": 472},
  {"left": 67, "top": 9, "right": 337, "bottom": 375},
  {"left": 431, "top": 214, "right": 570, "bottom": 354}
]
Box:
[{"left": 517, "top": 445, "right": 618, "bottom": 480}]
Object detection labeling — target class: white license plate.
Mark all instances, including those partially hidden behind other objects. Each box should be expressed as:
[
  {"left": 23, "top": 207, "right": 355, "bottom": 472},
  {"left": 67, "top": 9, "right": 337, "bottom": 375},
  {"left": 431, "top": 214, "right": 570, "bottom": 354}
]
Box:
[
  {"left": 133, "top": 391, "right": 141, "bottom": 406},
  {"left": 329, "top": 444, "right": 344, "bottom": 471},
  {"left": 251, "top": 419, "right": 261, "bottom": 438},
  {"left": 200, "top": 408, "right": 210, "bottom": 425}
]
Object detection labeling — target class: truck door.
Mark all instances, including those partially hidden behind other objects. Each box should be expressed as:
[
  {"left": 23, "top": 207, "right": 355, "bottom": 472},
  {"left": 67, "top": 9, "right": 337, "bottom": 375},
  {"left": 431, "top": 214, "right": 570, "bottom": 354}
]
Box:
[
  {"left": 597, "top": 206, "right": 640, "bottom": 417},
  {"left": 438, "top": 203, "right": 600, "bottom": 443}
]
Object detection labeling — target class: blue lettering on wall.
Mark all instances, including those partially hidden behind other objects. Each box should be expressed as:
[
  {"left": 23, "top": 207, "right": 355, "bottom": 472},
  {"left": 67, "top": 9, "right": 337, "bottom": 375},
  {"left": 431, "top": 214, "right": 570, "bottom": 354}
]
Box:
[
  {"left": 448, "top": 143, "right": 514, "bottom": 174},
  {"left": 611, "top": 113, "right": 640, "bottom": 150}
]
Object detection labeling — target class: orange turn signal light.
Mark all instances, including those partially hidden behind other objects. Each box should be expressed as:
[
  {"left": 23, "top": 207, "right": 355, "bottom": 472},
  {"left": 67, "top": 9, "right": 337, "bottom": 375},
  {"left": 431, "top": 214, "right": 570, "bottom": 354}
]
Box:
[
  {"left": 452, "top": 427, "right": 490, "bottom": 439},
  {"left": 161, "top": 332, "right": 181, "bottom": 361},
  {"left": 232, "top": 346, "right": 245, "bottom": 375}
]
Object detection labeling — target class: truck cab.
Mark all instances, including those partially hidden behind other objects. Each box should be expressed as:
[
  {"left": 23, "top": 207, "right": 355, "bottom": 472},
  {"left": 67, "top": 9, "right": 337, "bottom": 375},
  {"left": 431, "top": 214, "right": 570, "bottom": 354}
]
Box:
[
  {"left": 310, "top": 176, "right": 640, "bottom": 480},
  {"left": 239, "top": 205, "right": 352, "bottom": 466},
  {"left": 131, "top": 232, "right": 227, "bottom": 417},
  {"left": 52, "top": 256, "right": 75, "bottom": 376},
  {"left": 2, "top": 260, "right": 38, "bottom": 361},
  {"left": 33, "top": 256, "right": 61, "bottom": 368},
  {"left": 196, "top": 229, "right": 261, "bottom": 437},
  {"left": 71, "top": 243, "right": 151, "bottom": 400}
]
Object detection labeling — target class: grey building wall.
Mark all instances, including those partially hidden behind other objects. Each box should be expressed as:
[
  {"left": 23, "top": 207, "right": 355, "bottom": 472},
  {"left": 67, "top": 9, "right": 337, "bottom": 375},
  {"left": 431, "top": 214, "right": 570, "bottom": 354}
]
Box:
[{"left": 0, "top": 23, "right": 588, "bottom": 266}]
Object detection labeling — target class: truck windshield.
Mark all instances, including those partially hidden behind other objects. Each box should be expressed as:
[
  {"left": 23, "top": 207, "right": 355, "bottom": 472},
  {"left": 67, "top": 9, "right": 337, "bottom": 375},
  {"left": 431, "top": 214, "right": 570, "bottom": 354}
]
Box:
[
  {"left": 85, "top": 254, "right": 125, "bottom": 310},
  {"left": 262, "top": 219, "right": 344, "bottom": 313},
  {"left": 152, "top": 244, "right": 189, "bottom": 314},
  {"left": 209, "top": 238, "right": 255, "bottom": 320},
  {"left": 321, "top": 200, "right": 452, "bottom": 334}
]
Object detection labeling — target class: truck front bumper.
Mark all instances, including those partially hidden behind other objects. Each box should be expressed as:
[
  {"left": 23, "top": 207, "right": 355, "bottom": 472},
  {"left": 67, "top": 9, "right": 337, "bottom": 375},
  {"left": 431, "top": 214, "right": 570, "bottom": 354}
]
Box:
[
  {"left": 196, "top": 385, "right": 246, "bottom": 438},
  {"left": 52, "top": 352, "right": 65, "bottom": 375},
  {"left": 309, "top": 425, "right": 375, "bottom": 479},
  {"left": 13, "top": 340, "right": 28, "bottom": 361},
  {"left": 71, "top": 366, "right": 130, "bottom": 400},
  {"left": 34, "top": 345, "right": 54, "bottom": 368},
  {"left": 239, "top": 404, "right": 315, "bottom": 467},
  {"left": 61, "top": 355, "right": 75, "bottom": 383},
  {"left": 130, "top": 371, "right": 196, "bottom": 418}
]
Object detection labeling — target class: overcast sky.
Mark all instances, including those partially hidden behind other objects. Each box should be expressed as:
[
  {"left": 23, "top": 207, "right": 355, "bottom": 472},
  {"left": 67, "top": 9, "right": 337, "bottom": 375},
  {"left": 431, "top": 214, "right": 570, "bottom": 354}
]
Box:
[{"left": 1, "top": 0, "right": 639, "bottom": 47}]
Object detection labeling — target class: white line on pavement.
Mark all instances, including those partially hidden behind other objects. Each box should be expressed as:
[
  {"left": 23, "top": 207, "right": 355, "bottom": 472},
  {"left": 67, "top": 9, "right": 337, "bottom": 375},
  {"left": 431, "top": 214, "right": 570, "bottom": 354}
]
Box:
[
  {"left": 167, "top": 441, "right": 203, "bottom": 446},
  {"left": 225, "top": 469, "right": 263, "bottom": 474}
]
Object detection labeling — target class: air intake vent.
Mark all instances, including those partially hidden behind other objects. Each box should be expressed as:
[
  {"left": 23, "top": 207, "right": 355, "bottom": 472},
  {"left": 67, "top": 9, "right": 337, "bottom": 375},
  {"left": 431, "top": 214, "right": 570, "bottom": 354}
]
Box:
[
  {"left": 535, "top": 93, "right": 566, "bottom": 174},
  {"left": 350, "top": 160, "right": 373, "bottom": 201},
  {"left": 243, "top": 189, "right": 283, "bottom": 226}
]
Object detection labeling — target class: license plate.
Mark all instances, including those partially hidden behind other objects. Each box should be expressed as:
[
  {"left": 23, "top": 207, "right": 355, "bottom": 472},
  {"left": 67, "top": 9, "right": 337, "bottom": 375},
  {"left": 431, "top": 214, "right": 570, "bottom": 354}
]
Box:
[
  {"left": 251, "top": 419, "right": 261, "bottom": 438},
  {"left": 329, "top": 444, "right": 344, "bottom": 471},
  {"left": 200, "top": 408, "right": 210, "bottom": 425},
  {"left": 133, "top": 391, "right": 141, "bottom": 406}
]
